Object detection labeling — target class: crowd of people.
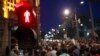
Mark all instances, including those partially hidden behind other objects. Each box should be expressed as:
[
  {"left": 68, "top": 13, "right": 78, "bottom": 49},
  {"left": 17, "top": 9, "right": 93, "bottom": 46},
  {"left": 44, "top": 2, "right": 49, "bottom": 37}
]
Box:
[
  {"left": 8, "top": 38, "right": 100, "bottom": 56},
  {"left": 34, "top": 38, "right": 100, "bottom": 56}
]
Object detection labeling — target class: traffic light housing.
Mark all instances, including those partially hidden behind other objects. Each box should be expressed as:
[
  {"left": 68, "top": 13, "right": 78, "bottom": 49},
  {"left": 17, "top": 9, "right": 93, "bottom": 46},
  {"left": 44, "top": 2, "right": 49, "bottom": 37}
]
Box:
[{"left": 14, "top": 1, "right": 37, "bottom": 28}]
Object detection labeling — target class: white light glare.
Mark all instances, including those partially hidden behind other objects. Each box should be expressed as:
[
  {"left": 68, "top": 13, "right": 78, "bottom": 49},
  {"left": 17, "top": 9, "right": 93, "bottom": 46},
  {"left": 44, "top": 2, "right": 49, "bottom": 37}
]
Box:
[
  {"left": 80, "top": 1, "right": 84, "bottom": 4},
  {"left": 63, "top": 28, "right": 66, "bottom": 31},
  {"left": 48, "top": 31, "right": 51, "bottom": 34},
  {"left": 78, "top": 19, "right": 81, "bottom": 24},
  {"left": 51, "top": 29, "right": 55, "bottom": 32},
  {"left": 58, "top": 24, "right": 61, "bottom": 27},
  {"left": 80, "top": 24, "right": 83, "bottom": 26},
  {"left": 87, "top": 32, "right": 90, "bottom": 36},
  {"left": 64, "top": 9, "right": 70, "bottom": 15}
]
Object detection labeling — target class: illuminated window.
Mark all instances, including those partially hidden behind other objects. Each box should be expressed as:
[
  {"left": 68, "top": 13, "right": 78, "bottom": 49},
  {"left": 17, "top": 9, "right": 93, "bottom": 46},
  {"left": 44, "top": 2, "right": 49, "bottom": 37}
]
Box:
[
  {"left": 3, "top": 0, "right": 20, "bottom": 18},
  {"left": 7, "top": 0, "right": 21, "bottom": 11},
  {"left": 16, "top": 0, "right": 20, "bottom": 3}
]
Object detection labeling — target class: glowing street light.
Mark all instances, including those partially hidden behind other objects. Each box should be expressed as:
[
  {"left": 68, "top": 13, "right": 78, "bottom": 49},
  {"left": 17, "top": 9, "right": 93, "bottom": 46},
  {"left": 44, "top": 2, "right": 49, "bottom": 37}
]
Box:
[
  {"left": 80, "top": 1, "right": 84, "bottom": 4},
  {"left": 64, "top": 9, "right": 70, "bottom": 15}
]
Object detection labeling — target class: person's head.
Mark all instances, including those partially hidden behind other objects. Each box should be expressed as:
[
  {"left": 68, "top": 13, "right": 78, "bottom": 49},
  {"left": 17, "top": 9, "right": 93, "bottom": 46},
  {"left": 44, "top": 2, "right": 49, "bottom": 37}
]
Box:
[{"left": 11, "top": 43, "right": 19, "bottom": 52}]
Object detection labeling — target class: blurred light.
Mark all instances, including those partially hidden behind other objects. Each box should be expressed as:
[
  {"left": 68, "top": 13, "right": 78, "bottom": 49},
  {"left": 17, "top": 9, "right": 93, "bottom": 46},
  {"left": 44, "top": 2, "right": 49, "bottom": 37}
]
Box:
[
  {"left": 24, "top": 10, "right": 30, "bottom": 23},
  {"left": 3, "top": 0, "right": 9, "bottom": 18},
  {"left": 48, "top": 31, "right": 51, "bottom": 34},
  {"left": 63, "top": 28, "right": 66, "bottom": 31},
  {"left": 15, "top": 2, "right": 37, "bottom": 27},
  {"left": 58, "top": 24, "right": 61, "bottom": 27},
  {"left": 12, "top": 26, "right": 18, "bottom": 30},
  {"left": 51, "top": 29, "right": 55, "bottom": 32},
  {"left": 45, "top": 34, "right": 48, "bottom": 37},
  {"left": 3, "top": 9, "right": 8, "bottom": 18},
  {"left": 87, "top": 32, "right": 90, "bottom": 36},
  {"left": 80, "top": 1, "right": 84, "bottom": 4},
  {"left": 33, "top": 10, "right": 36, "bottom": 17},
  {"left": 3, "top": 0, "right": 17, "bottom": 18},
  {"left": 64, "top": 9, "right": 70, "bottom": 15},
  {"left": 78, "top": 19, "right": 81, "bottom": 24},
  {"left": 45, "top": 34, "right": 49, "bottom": 39},
  {"left": 80, "top": 24, "right": 83, "bottom": 26},
  {"left": 16, "top": 0, "right": 20, "bottom": 3}
]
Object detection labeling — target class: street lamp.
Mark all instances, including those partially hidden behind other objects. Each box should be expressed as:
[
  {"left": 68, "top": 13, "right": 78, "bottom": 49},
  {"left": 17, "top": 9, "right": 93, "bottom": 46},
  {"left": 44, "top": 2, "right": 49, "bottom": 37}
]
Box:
[
  {"left": 64, "top": 9, "right": 70, "bottom": 16},
  {"left": 62, "top": 9, "right": 70, "bottom": 39},
  {"left": 80, "top": 1, "right": 84, "bottom": 4}
]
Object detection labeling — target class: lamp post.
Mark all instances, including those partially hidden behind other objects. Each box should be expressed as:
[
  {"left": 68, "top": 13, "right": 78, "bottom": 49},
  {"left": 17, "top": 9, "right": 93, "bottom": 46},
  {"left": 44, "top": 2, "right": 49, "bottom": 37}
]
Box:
[
  {"left": 64, "top": 9, "right": 70, "bottom": 16},
  {"left": 80, "top": 1, "right": 84, "bottom": 4},
  {"left": 63, "top": 9, "right": 70, "bottom": 39},
  {"left": 62, "top": 9, "right": 70, "bottom": 29},
  {"left": 88, "top": 0, "right": 96, "bottom": 40},
  {"left": 74, "top": 1, "right": 84, "bottom": 38}
]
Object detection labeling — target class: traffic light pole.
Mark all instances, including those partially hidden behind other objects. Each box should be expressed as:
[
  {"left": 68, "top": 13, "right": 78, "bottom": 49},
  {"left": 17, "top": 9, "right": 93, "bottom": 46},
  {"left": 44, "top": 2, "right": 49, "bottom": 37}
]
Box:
[
  {"left": 35, "top": 0, "right": 41, "bottom": 43},
  {"left": 1, "top": 19, "right": 9, "bottom": 56},
  {"left": 36, "top": 6, "right": 41, "bottom": 43}
]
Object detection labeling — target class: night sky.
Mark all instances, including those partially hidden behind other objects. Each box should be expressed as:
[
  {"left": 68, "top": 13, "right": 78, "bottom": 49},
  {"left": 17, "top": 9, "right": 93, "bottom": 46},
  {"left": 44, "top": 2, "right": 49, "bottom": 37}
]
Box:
[{"left": 40, "top": 0, "right": 100, "bottom": 33}]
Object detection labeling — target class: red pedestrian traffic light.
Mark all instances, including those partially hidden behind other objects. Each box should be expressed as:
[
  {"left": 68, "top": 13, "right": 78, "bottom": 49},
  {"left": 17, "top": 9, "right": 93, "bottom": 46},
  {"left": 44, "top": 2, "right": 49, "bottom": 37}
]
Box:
[
  {"left": 24, "top": 10, "right": 30, "bottom": 23},
  {"left": 14, "top": 1, "right": 37, "bottom": 28}
]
